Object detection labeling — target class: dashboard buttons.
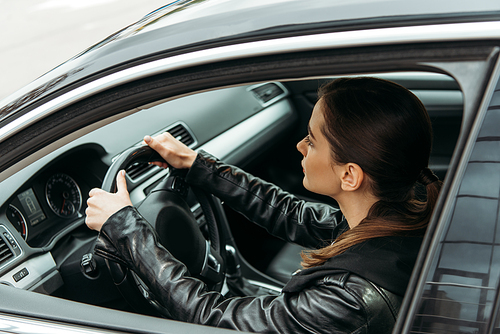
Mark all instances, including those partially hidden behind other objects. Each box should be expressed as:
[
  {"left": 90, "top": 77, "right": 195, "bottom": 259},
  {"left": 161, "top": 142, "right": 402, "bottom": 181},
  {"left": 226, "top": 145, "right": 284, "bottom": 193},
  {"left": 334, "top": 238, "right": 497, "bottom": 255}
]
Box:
[{"left": 12, "top": 268, "right": 29, "bottom": 282}]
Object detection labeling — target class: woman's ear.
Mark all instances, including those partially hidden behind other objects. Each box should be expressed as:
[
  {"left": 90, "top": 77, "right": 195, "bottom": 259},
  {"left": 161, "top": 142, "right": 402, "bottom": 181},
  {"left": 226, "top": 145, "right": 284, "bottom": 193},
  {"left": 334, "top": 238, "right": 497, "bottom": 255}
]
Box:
[{"left": 340, "top": 163, "right": 364, "bottom": 192}]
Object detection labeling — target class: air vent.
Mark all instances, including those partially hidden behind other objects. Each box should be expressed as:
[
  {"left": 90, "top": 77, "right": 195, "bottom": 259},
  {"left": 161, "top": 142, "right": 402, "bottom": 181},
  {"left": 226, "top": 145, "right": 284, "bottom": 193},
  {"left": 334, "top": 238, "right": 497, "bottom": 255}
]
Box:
[
  {"left": 125, "top": 123, "right": 196, "bottom": 181},
  {"left": 0, "top": 236, "right": 14, "bottom": 266},
  {"left": 126, "top": 162, "right": 159, "bottom": 180},
  {"left": 251, "top": 83, "right": 285, "bottom": 104},
  {"left": 166, "top": 124, "right": 194, "bottom": 146}
]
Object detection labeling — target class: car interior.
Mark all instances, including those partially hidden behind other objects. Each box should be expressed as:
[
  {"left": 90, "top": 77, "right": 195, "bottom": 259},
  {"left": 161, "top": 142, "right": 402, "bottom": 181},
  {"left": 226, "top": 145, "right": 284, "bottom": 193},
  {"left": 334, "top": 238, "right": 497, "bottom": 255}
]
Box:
[{"left": 0, "top": 70, "right": 463, "bottom": 323}]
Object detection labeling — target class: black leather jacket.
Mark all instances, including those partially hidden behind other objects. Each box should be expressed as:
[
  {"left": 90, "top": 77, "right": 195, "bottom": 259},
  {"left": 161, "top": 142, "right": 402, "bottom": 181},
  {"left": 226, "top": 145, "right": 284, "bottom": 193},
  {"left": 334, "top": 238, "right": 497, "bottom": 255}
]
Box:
[{"left": 95, "top": 151, "right": 420, "bottom": 333}]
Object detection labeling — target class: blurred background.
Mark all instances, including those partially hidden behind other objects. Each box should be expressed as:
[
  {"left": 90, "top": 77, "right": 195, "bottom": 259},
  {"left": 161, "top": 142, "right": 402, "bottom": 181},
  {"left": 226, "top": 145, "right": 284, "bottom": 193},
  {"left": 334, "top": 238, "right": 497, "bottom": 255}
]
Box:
[{"left": 0, "top": 0, "right": 168, "bottom": 101}]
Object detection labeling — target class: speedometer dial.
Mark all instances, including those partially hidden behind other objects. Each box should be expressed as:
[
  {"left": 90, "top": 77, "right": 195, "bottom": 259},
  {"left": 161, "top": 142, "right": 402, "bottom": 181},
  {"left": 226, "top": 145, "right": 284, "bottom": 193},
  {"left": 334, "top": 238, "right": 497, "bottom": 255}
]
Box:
[{"left": 45, "top": 173, "right": 82, "bottom": 218}]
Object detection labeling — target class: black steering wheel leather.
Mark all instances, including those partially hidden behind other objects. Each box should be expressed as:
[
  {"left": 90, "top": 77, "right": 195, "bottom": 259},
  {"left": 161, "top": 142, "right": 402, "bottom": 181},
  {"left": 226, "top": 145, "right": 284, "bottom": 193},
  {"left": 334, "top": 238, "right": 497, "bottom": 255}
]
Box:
[{"left": 100, "top": 146, "right": 226, "bottom": 317}]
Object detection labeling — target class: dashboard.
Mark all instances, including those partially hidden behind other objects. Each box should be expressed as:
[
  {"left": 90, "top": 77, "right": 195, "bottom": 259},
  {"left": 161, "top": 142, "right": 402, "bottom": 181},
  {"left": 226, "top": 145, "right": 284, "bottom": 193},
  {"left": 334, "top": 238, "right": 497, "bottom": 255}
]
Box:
[{"left": 0, "top": 82, "right": 294, "bottom": 296}]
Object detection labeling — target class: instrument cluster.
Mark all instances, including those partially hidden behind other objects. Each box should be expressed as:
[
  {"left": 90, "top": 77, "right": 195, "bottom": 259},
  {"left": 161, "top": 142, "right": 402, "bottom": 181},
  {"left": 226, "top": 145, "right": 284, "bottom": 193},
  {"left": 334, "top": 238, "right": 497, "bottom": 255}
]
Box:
[{"left": 3, "top": 145, "right": 107, "bottom": 248}]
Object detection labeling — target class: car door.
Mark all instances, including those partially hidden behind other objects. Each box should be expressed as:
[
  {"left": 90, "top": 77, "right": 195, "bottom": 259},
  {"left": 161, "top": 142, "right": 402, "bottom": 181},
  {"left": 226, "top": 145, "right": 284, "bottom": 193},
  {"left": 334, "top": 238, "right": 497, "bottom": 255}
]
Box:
[
  {"left": 1, "top": 21, "right": 500, "bottom": 334},
  {"left": 395, "top": 54, "right": 500, "bottom": 333}
]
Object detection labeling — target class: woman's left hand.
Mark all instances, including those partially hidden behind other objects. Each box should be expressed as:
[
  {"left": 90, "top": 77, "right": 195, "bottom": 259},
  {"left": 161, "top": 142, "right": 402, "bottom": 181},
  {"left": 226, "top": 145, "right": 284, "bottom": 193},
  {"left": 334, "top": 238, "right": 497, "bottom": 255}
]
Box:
[{"left": 85, "top": 170, "right": 133, "bottom": 232}]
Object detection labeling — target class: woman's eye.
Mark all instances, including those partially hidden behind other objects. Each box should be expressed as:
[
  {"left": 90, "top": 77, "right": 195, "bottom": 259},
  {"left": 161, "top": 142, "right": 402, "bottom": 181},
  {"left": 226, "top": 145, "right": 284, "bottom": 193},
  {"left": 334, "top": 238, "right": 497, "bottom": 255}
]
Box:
[{"left": 304, "top": 135, "right": 313, "bottom": 146}]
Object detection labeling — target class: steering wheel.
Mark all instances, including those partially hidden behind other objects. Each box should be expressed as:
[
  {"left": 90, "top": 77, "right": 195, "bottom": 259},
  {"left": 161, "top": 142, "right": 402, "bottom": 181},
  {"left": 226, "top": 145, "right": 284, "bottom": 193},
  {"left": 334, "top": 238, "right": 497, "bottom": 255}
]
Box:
[{"left": 100, "top": 146, "right": 227, "bottom": 317}]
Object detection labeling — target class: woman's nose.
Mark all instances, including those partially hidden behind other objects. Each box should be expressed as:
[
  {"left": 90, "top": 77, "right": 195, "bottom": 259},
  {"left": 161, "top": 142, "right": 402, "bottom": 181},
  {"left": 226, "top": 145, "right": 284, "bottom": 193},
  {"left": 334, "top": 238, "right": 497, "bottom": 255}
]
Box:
[{"left": 297, "top": 138, "right": 306, "bottom": 156}]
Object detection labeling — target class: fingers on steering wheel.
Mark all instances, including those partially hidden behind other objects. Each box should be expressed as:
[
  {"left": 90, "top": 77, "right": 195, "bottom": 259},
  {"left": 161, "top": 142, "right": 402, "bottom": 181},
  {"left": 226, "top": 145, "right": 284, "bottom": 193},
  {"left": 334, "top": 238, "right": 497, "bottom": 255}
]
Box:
[
  {"left": 145, "top": 135, "right": 169, "bottom": 158},
  {"left": 149, "top": 161, "right": 169, "bottom": 169},
  {"left": 116, "top": 170, "right": 128, "bottom": 192},
  {"left": 89, "top": 188, "right": 105, "bottom": 197}
]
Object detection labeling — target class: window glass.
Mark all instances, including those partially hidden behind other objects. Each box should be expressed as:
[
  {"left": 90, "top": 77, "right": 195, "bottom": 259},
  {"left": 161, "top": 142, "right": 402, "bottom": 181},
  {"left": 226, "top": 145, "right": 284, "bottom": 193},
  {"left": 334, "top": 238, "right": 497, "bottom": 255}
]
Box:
[
  {"left": 411, "top": 85, "right": 500, "bottom": 333},
  {"left": 446, "top": 197, "right": 497, "bottom": 243}
]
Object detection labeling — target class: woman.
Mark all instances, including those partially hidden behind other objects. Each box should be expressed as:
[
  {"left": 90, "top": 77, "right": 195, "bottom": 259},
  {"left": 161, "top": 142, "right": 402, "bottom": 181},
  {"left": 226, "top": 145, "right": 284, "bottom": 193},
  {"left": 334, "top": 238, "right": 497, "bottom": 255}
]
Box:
[{"left": 86, "top": 77, "right": 441, "bottom": 333}]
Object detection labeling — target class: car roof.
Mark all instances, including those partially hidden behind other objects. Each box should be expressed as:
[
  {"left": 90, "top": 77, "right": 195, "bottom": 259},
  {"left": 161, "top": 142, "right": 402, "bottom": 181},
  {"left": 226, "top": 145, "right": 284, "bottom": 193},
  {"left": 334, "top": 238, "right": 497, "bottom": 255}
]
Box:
[{"left": 0, "top": 0, "right": 499, "bottom": 122}]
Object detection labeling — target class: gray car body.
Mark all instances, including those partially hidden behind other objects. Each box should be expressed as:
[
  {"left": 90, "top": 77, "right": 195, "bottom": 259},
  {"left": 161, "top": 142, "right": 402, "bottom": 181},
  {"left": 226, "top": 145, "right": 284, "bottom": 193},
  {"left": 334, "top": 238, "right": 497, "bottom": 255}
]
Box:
[{"left": 1, "top": 1, "right": 500, "bottom": 334}]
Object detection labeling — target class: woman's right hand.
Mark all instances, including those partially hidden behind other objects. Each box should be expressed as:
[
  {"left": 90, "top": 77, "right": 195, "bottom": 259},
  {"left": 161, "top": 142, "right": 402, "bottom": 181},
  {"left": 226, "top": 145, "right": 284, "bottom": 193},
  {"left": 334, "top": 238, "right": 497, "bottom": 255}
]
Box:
[{"left": 144, "top": 133, "right": 197, "bottom": 169}]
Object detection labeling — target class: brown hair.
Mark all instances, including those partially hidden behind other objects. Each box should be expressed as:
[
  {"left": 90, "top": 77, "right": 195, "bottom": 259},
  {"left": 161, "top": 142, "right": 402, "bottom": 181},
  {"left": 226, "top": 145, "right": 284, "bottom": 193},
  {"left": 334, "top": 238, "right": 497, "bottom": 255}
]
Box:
[{"left": 301, "top": 77, "right": 442, "bottom": 268}]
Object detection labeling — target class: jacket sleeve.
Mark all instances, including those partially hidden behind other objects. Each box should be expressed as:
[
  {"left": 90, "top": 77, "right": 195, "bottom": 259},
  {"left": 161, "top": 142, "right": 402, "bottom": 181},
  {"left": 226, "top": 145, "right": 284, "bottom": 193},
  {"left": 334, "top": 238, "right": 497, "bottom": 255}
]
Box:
[
  {"left": 93, "top": 206, "right": 369, "bottom": 334},
  {"left": 185, "top": 151, "right": 345, "bottom": 248}
]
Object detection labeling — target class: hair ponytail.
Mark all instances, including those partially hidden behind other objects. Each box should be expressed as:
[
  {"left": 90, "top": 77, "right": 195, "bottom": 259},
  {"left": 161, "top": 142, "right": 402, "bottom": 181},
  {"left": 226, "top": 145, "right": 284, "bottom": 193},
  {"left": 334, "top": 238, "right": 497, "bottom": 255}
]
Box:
[
  {"left": 301, "top": 177, "right": 442, "bottom": 268},
  {"left": 420, "top": 176, "right": 442, "bottom": 229},
  {"left": 300, "top": 77, "right": 442, "bottom": 268}
]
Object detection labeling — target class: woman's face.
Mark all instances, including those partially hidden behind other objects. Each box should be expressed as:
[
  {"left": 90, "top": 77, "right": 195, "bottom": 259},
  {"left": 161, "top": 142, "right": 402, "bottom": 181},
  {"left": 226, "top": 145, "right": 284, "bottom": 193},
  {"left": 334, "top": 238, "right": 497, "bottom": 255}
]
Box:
[{"left": 297, "top": 99, "right": 343, "bottom": 198}]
